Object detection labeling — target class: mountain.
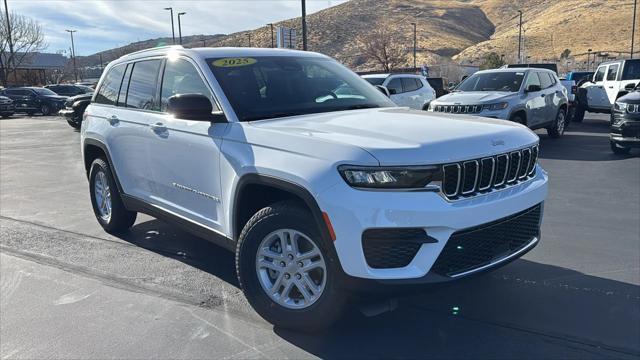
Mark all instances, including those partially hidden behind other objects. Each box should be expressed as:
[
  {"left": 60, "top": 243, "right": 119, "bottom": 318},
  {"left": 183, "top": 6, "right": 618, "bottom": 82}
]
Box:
[{"left": 80, "top": 0, "right": 637, "bottom": 71}]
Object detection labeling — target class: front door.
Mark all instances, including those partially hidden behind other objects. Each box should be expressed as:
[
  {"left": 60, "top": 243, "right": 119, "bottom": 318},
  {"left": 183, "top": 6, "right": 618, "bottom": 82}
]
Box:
[
  {"left": 603, "top": 62, "right": 621, "bottom": 105},
  {"left": 147, "top": 57, "right": 226, "bottom": 232},
  {"left": 588, "top": 65, "right": 611, "bottom": 109},
  {"left": 522, "top": 72, "right": 545, "bottom": 127},
  {"left": 386, "top": 77, "right": 409, "bottom": 107}
]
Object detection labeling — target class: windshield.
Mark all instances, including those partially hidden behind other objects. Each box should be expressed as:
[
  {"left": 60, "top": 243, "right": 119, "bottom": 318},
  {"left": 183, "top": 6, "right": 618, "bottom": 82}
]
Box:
[
  {"left": 363, "top": 77, "right": 386, "bottom": 86},
  {"left": 207, "top": 56, "right": 394, "bottom": 121},
  {"left": 33, "top": 88, "right": 58, "bottom": 96},
  {"left": 456, "top": 72, "right": 525, "bottom": 92},
  {"left": 77, "top": 85, "right": 94, "bottom": 93}
]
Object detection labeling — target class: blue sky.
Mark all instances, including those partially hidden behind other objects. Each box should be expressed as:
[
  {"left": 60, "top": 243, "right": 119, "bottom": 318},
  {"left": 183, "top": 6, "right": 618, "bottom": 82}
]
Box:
[{"left": 5, "top": 0, "right": 347, "bottom": 56}]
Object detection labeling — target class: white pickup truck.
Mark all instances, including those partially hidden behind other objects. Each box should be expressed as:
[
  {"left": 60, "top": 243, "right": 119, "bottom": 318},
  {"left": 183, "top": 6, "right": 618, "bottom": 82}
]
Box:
[{"left": 574, "top": 59, "right": 640, "bottom": 122}]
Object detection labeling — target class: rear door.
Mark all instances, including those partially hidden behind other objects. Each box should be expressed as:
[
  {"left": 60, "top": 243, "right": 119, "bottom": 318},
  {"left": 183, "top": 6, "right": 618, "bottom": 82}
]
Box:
[
  {"left": 538, "top": 72, "right": 557, "bottom": 122},
  {"left": 385, "top": 77, "right": 408, "bottom": 107},
  {"left": 146, "top": 56, "right": 227, "bottom": 232},
  {"left": 400, "top": 77, "right": 422, "bottom": 109}
]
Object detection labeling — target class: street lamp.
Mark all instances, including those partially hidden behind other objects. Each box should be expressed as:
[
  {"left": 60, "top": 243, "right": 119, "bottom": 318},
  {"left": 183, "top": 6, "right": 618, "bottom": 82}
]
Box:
[
  {"left": 163, "top": 7, "right": 175, "bottom": 45},
  {"left": 267, "top": 23, "right": 274, "bottom": 48},
  {"left": 177, "top": 12, "right": 186, "bottom": 45},
  {"left": 517, "top": 10, "right": 523, "bottom": 63},
  {"left": 411, "top": 22, "right": 417, "bottom": 70},
  {"left": 301, "top": 0, "right": 307, "bottom": 50},
  {"left": 247, "top": 33, "right": 251, "bottom": 47},
  {"left": 632, "top": 0, "right": 637, "bottom": 59},
  {"left": 65, "top": 29, "right": 78, "bottom": 83},
  {"left": 587, "top": 48, "right": 592, "bottom": 71}
]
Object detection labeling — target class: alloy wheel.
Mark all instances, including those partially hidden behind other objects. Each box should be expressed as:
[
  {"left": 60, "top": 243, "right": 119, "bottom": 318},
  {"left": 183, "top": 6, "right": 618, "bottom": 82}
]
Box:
[
  {"left": 94, "top": 170, "right": 112, "bottom": 222},
  {"left": 255, "top": 229, "right": 326, "bottom": 309}
]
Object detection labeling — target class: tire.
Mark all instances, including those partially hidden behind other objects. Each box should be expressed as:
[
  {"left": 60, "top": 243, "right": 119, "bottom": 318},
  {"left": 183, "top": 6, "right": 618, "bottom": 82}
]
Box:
[
  {"left": 41, "top": 104, "right": 51, "bottom": 116},
  {"left": 26, "top": 112, "right": 34, "bottom": 116},
  {"left": 610, "top": 141, "right": 631, "bottom": 155},
  {"left": 573, "top": 105, "right": 585, "bottom": 122},
  {"left": 546, "top": 108, "right": 567, "bottom": 138},
  {"left": 89, "top": 158, "right": 137, "bottom": 233},
  {"left": 509, "top": 114, "right": 526, "bottom": 126},
  {"left": 236, "top": 201, "right": 347, "bottom": 332},
  {"left": 1, "top": 114, "right": 11, "bottom": 118},
  {"left": 67, "top": 119, "right": 81, "bottom": 129}
]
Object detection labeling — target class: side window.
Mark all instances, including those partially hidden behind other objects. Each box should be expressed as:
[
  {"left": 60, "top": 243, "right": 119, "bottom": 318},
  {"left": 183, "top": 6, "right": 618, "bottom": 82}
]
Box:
[
  {"left": 594, "top": 66, "right": 606, "bottom": 82},
  {"left": 401, "top": 78, "right": 419, "bottom": 92},
  {"left": 524, "top": 72, "right": 541, "bottom": 90},
  {"left": 126, "top": 59, "right": 162, "bottom": 110},
  {"left": 95, "top": 64, "right": 126, "bottom": 105},
  {"left": 539, "top": 72, "right": 553, "bottom": 89},
  {"left": 160, "top": 58, "right": 217, "bottom": 112},
  {"left": 386, "top": 78, "right": 403, "bottom": 94},
  {"left": 606, "top": 64, "right": 619, "bottom": 81},
  {"left": 415, "top": 78, "right": 424, "bottom": 90},
  {"left": 117, "top": 64, "right": 133, "bottom": 107}
]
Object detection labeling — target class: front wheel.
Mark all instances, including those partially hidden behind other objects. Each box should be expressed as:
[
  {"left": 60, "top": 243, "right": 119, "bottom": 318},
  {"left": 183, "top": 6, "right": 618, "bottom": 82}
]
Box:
[
  {"left": 610, "top": 141, "right": 631, "bottom": 155},
  {"left": 547, "top": 108, "right": 567, "bottom": 138},
  {"left": 236, "top": 201, "right": 347, "bottom": 331},
  {"left": 41, "top": 104, "right": 51, "bottom": 116},
  {"left": 89, "top": 158, "right": 137, "bottom": 233}
]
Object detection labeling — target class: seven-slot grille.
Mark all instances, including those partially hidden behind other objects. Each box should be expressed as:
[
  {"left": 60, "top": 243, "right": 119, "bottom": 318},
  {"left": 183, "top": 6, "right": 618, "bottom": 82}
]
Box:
[
  {"left": 441, "top": 145, "right": 538, "bottom": 200},
  {"left": 433, "top": 104, "right": 482, "bottom": 114}
]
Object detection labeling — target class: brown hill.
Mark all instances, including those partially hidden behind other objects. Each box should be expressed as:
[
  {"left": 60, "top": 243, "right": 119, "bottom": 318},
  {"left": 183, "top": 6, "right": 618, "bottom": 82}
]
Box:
[{"left": 84, "top": 0, "right": 638, "bottom": 72}]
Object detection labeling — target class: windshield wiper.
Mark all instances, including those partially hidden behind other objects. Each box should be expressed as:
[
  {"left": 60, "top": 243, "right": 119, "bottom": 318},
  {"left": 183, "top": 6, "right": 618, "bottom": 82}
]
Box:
[{"left": 342, "top": 104, "right": 380, "bottom": 110}]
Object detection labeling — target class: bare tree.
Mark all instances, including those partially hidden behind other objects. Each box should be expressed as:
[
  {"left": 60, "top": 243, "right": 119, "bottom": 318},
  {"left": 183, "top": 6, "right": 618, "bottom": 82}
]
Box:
[
  {"left": 0, "top": 12, "right": 47, "bottom": 86},
  {"left": 358, "top": 27, "right": 408, "bottom": 72}
]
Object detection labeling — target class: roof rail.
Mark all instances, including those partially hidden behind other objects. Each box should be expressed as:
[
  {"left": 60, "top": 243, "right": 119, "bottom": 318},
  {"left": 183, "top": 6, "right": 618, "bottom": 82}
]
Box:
[{"left": 125, "top": 45, "right": 184, "bottom": 57}]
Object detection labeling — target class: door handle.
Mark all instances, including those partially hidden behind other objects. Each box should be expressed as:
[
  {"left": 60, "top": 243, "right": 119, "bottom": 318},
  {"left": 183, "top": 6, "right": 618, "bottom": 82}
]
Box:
[
  {"left": 150, "top": 122, "right": 167, "bottom": 133},
  {"left": 540, "top": 94, "right": 545, "bottom": 97},
  {"left": 108, "top": 115, "right": 119, "bottom": 125},
  {"left": 608, "top": 86, "right": 614, "bottom": 89}
]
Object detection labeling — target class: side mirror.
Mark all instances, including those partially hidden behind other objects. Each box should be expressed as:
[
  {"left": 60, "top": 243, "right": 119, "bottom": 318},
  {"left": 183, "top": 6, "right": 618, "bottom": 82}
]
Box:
[
  {"left": 526, "top": 84, "right": 541, "bottom": 93},
  {"left": 388, "top": 88, "right": 398, "bottom": 95},
  {"left": 625, "top": 83, "right": 636, "bottom": 91},
  {"left": 167, "top": 94, "right": 226, "bottom": 122},
  {"left": 375, "top": 85, "right": 390, "bottom": 97}
]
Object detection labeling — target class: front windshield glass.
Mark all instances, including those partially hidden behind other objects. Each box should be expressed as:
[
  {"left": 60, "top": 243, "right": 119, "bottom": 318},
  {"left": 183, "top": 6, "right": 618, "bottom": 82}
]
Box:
[
  {"left": 363, "top": 77, "right": 385, "bottom": 86},
  {"left": 456, "top": 71, "right": 525, "bottom": 92},
  {"left": 207, "top": 56, "right": 394, "bottom": 121},
  {"left": 33, "top": 88, "right": 58, "bottom": 96}
]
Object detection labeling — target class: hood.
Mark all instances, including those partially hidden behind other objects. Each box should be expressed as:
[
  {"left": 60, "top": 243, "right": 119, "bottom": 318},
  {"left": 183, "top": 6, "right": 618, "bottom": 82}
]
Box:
[
  {"left": 68, "top": 93, "right": 93, "bottom": 102},
  {"left": 249, "top": 108, "right": 539, "bottom": 165},
  {"left": 435, "top": 91, "right": 515, "bottom": 104},
  {"left": 618, "top": 91, "right": 640, "bottom": 104},
  {"left": 42, "top": 95, "right": 68, "bottom": 101}
]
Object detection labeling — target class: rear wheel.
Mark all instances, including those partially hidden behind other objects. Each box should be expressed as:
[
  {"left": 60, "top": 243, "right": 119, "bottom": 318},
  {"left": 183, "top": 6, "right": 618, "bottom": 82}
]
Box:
[
  {"left": 546, "top": 108, "right": 566, "bottom": 138},
  {"left": 236, "top": 201, "right": 347, "bottom": 331},
  {"left": 89, "top": 158, "right": 137, "bottom": 233},
  {"left": 610, "top": 141, "right": 631, "bottom": 155},
  {"left": 509, "top": 113, "right": 526, "bottom": 126}
]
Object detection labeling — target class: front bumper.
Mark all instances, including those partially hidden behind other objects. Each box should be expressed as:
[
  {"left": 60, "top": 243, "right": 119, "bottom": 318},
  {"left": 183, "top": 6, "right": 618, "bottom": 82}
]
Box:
[
  {"left": 611, "top": 113, "right": 640, "bottom": 147},
  {"left": 317, "top": 166, "right": 548, "bottom": 282},
  {"left": 59, "top": 108, "right": 79, "bottom": 121}
]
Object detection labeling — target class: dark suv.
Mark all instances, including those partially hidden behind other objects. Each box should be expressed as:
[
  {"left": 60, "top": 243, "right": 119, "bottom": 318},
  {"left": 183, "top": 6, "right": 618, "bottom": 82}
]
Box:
[
  {"left": 0, "top": 87, "right": 68, "bottom": 115},
  {"left": 45, "top": 84, "right": 94, "bottom": 97},
  {"left": 0, "top": 95, "right": 14, "bottom": 118},
  {"left": 610, "top": 85, "right": 640, "bottom": 154}
]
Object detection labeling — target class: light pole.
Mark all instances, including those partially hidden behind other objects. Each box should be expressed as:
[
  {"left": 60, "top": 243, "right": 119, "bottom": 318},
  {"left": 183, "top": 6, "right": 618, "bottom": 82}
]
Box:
[
  {"left": 3, "top": 0, "right": 15, "bottom": 84},
  {"left": 301, "top": 0, "right": 307, "bottom": 50},
  {"left": 163, "top": 7, "right": 175, "bottom": 45},
  {"left": 201, "top": 38, "right": 206, "bottom": 47},
  {"left": 268, "top": 23, "right": 274, "bottom": 48},
  {"left": 411, "top": 22, "right": 417, "bottom": 70},
  {"left": 517, "top": 10, "right": 523, "bottom": 63},
  {"left": 587, "top": 48, "right": 592, "bottom": 70},
  {"left": 66, "top": 29, "right": 78, "bottom": 83},
  {"left": 177, "top": 12, "right": 186, "bottom": 45},
  {"left": 247, "top": 33, "right": 251, "bottom": 47},
  {"left": 632, "top": 0, "right": 637, "bottom": 58}
]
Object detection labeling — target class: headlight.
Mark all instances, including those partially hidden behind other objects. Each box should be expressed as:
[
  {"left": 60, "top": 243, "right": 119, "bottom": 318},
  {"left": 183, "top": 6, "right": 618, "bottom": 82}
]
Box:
[
  {"left": 72, "top": 100, "right": 84, "bottom": 108},
  {"left": 482, "top": 102, "right": 509, "bottom": 111},
  {"left": 614, "top": 102, "right": 628, "bottom": 112},
  {"left": 338, "top": 165, "right": 441, "bottom": 190}
]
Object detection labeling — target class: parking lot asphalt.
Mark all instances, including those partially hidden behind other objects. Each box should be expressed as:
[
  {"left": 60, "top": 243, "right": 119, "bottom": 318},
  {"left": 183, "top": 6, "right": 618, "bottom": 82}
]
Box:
[{"left": 1, "top": 114, "right": 639, "bottom": 359}]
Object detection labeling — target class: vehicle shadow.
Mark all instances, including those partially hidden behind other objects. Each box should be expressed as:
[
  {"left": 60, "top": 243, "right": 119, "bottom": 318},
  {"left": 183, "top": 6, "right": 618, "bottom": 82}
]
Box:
[
  {"left": 537, "top": 116, "right": 638, "bottom": 161},
  {"left": 117, "top": 219, "right": 639, "bottom": 358}
]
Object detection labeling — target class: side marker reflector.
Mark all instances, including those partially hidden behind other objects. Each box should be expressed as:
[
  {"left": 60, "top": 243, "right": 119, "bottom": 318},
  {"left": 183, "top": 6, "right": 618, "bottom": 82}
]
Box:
[{"left": 322, "top": 212, "right": 336, "bottom": 241}]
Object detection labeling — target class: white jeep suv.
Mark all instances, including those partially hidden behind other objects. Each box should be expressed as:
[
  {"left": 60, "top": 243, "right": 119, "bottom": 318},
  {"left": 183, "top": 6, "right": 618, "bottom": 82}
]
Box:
[
  {"left": 82, "top": 46, "right": 548, "bottom": 331},
  {"left": 362, "top": 73, "right": 436, "bottom": 110}
]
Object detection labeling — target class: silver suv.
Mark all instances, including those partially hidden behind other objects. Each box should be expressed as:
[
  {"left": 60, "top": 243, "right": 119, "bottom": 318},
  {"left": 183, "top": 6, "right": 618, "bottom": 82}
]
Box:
[{"left": 429, "top": 68, "right": 569, "bottom": 138}]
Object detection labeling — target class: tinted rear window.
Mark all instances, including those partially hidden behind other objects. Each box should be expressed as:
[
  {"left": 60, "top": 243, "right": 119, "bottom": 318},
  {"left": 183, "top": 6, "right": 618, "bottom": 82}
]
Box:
[
  {"left": 126, "top": 60, "right": 162, "bottom": 110},
  {"left": 95, "top": 65, "right": 126, "bottom": 105},
  {"left": 622, "top": 60, "right": 640, "bottom": 80}
]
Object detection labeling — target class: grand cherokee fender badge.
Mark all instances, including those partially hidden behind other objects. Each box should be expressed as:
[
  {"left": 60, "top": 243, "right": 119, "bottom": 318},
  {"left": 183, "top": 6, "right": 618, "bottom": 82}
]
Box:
[{"left": 172, "top": 182, "right": 220, "bottom": 202}]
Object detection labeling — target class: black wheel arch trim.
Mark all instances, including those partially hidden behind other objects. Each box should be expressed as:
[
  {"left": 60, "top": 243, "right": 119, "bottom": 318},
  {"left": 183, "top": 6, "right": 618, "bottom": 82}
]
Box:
[
  {"left": 83, "top": 138, "right": 125, "bottom": 194},
  {"left": 232, "top": 174, "right": 331, "bottom": 244}
]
